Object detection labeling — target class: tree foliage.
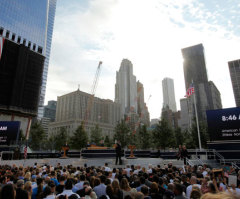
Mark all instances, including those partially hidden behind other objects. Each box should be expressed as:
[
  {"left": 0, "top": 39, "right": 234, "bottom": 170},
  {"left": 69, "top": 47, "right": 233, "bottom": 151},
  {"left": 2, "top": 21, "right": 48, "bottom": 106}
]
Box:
[
  {"left": 54, "top": 127, "right": 68, "bottom": 151},
  {"left": 29, "top": 122, "right": 45, "bottom": 150},
  {"left": 153, "top": 119, "right": 175, "bottom": 150},
  {"left": 190, "top": 120, "right": 209, "bottom": 148},
  {"left": 104, "top": 135, "right": 111, "bottom": 147},
  {"left": 114, "top": 119, "right": 131, "bottom": 148},
  {"left": 70, "top": 124, "right": 88, "bottom": 150},
  {"left": 90, "top": 124, "right": 102, "bottom": 146},
  {"left": 138, "top": 124, "right": 152, "bottom": 149},
  {"left": 174, "top": 127, "right": 184, "bottom": 147}
]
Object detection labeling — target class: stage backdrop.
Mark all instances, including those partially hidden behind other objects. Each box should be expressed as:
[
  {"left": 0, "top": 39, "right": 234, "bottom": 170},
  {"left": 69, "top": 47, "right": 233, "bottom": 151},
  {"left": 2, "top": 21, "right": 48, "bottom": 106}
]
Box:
[
  {"left": 0, "top": 121, "right": 20, "bottom": 145},
  {"left": 206, "top": 107, "right": 240, "bottom": 141}
]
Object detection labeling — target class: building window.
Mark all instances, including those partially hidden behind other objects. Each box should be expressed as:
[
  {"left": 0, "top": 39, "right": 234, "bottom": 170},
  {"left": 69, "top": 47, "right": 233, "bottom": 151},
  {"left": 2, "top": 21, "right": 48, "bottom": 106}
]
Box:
[
  {"left": 38, "top": 46, "right": 43, "bottom": 54},
  {"left": 28, "top": 41, "right": 31, "bottom": 48},
  {"left": 0, "top": 28, "right": 3, "bottom": 36},
  {"left": 11, "top": 34, "right": 15, "bottom": 41},
  {"left": 33, "top": 44, "right": 36, "bottom": 51},
  {"left": 17, "top": 36, "right": 21, "bottom": 43},
  {"left": 6, "top": 30, "right": 10, "bottom": 38}
]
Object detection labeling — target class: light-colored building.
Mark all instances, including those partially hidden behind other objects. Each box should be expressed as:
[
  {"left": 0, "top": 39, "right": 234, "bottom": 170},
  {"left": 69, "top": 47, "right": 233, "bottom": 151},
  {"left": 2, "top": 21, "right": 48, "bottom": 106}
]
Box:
[
  {"left": 137, "top": 81, "right": 150, "bottom": 126},
  {"left": 178, "top": 98, "right": 192, "bottom": 131},
  {"left": 115, "top": 59, "right": 138, "bottom": 116},
  {"left": 162, "top": 78, "right": 177, "bottom": 112},
  {"left": 49, "top": 89, "right": 121, "bottom": 138},
  {"left": 228, "top": 59, "right": 240, "bottom": 107}
]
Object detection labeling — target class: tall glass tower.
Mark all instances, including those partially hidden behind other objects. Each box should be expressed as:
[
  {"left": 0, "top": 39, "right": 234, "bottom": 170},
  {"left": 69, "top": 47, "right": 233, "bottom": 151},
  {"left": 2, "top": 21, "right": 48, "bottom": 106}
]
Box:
[{"left": 0, "top": 0, "right": 57, "bottom": 118}]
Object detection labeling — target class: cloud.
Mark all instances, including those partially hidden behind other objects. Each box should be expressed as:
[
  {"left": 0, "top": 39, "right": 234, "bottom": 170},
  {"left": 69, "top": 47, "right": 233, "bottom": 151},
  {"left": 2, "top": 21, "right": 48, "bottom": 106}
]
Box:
[{"left": 46, "top": 0, "right": 240, "bottom": 119}]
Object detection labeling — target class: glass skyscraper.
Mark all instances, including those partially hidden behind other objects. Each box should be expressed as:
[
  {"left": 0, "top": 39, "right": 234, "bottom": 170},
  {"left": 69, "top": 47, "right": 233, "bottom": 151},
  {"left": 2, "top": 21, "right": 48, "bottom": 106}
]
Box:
[{"left": 0, "top": 0, "right": 57, "bottom": 118}]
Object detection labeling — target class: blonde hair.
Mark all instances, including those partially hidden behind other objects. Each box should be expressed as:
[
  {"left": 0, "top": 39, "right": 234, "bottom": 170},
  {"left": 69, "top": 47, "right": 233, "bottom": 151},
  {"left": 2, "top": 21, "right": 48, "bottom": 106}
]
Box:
[
  {"left": 24, "top": 181, "right": 32, "bottom": 193},
  {"left": 201, "top": 192, "right": 238, "bottom": 199}
]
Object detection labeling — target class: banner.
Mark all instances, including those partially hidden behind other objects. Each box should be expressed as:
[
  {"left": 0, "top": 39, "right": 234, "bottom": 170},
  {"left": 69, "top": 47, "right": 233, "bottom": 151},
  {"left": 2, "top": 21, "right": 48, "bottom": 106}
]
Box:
[
  {"left": 0, "top": 121, "right": 20, "bottom": 145},
  {"left": 207, "top": 107, "right": 240, "bottom": 141}
]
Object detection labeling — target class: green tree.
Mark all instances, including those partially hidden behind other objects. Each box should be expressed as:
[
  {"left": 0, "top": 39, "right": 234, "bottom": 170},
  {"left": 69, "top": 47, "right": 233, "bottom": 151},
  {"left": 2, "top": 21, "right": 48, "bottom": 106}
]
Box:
[
  {"left": 54, "top": 127, "right": 68, "bottom": 151},
  {"left": 90, "top": 124, "right": 102, "bottom": 146},
  {"left": 104, "top": 135, "right": 111, "bottom": 147},
  {"left": 153, "top": 119, "right": 175, "bottom": 150},
  {"left": 174, "top": 127, "right": 184, "bottom": 147},
  {"left": 114, "top": 119, "right": 131, "bottom": 148},
  {"left": 182, "top": 129, "right": 196, "bottom": 148},
  {"left": 29, "top": 122, "right": 45, "bottom": 150},
  {"left": 138, "top": 124, "right": 152, "bottom": 149},
  {"left": 191, "top": 120, "right": 209, "bottom": 148},
  {"left": 70, "top": 124, "right": 88, "bottom": 150}
]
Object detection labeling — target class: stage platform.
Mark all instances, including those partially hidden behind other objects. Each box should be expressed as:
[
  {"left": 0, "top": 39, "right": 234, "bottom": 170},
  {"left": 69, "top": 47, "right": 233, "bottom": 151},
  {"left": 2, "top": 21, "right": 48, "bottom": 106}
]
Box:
[{"left": 0, "top": 157, "right": 185, "bottom": 168}]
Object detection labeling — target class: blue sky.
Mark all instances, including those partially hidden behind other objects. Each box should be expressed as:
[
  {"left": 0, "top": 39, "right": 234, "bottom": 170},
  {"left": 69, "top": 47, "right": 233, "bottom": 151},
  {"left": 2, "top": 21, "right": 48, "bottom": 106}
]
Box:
[{"left": 45, "top": 0, "right": 240, "bottom": 119}]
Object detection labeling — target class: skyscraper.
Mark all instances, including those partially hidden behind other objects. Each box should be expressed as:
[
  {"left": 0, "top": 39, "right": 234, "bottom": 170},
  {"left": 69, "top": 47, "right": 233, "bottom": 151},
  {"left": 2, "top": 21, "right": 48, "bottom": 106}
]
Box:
[
  {"left": 115, "top": 59, "right": 138, "bottom": 116},
  {"left": 182, "top": 44, "right": 222, "bottom": 121},
  {"left": 162, "top": 77, "right": 177, "bottom": 112},
  {"left": 0, "top": 0, "right": 57, "bottom": 118},
  {"left": 137, "top": 81, "right": 150, "bottom": 126},
  {"left": 228, "top": 59, "right": 240, "bottom": 107}
]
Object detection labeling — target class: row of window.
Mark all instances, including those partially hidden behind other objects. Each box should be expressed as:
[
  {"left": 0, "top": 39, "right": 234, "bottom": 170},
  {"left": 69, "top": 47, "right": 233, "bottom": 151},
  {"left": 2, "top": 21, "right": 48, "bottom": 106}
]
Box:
[{"left": 0, "top": 27, "right": 43, "bottom": 54}]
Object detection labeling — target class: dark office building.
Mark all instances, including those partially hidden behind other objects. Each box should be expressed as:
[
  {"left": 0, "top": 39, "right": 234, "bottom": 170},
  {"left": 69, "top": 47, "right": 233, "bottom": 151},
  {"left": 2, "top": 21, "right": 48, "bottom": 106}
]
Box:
[
  {"left": 228, "top": 59, "right": 240, "bottom": 107},
  {"left": 43, "top": 100, "right": 57, "bottom": 121},
  {"left": 0, "top": 37, "right": 45, "bottom": 116},
  {"left": 181, "top": 44, "right": 222, "bottom": 121}
]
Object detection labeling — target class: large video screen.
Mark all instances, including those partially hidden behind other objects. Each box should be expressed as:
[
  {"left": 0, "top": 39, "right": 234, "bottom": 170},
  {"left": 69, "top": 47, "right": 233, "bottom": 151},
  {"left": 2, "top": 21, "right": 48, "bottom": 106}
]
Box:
[
  {"left": 206, "top": 107, "right": 240, "bottom": 141},
  {"left": 0, "top": 121, "right": 20, "bottom": 145}
]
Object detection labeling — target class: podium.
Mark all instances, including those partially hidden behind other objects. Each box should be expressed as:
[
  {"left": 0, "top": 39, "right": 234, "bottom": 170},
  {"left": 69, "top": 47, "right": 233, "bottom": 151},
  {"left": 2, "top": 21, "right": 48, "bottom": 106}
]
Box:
[
  {"left": 127, "top": 145, "right": 137, "bottom": 159},
  {"left": 61, "top": 146, "right": 69, "bottom": 158}
]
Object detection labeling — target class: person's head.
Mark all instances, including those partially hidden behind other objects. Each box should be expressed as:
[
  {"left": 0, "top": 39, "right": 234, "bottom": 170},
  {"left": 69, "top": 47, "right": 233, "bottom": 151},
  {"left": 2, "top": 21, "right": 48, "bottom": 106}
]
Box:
[
  {"left": 139, "top": 176, "right": 145, "bottom": 185},
  {"left": 120, "top": 178, "right": 130, "bottom": 190},
  {"left": 183, "top": 145, "right": 186, "bottom": 150},
  {"left": 24, "top": 181, "right": 32, "bottom": 193},
  {"left": 190, "top": 176, "right": 197, "bottom": 185},
  {"left": 174, "top": 183, "right": 183, "bottom": 196},
  {"left": 48, "top": 180, "right": 56, "bottom": 193},
  {"left": 16, "top": 179, "right": 24, "bottom": 189},
  {"left": 141, "top": 185, "right": 149, "bottom": 196},
  {"left": 1, "top": 184, "right": 15, "bottom": 199},
  {"left": 94, "top": 178, "right": 100, "bottom": 187},
  {"left": 131, "top": 192, "right": 144, "bottom": 199},
  {"left": 190, "top": 188, "right": 202, "bottom": 199},
  {"left": 112, "top": 179, "right": 120, "bottom": 191},
  {"left": 43, "top": 186, "right": 52, "bottom": 198},
  {"left": 100, "top": 175, "right": 106, "bottom": 183},
  {"left": 80, "top": 174, "right": 86, "bottom": 181},
  {"left": 150, "top": 182, "right": 159, "bottom": 194},
  {"left": 65, "top": 179, "right": 73, "bottom": 190},
  {"left": 179, "top": 145, "right": 182, "bottom": 148},
  {"left": 207, "top": 181, "right": 217, "bottom": 193}
]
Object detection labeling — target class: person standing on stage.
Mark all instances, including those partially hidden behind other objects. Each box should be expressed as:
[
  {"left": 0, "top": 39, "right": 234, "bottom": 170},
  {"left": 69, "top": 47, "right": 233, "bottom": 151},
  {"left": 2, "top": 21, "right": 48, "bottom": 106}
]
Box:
[
  {"left": 115, "top": 140, "right": 122, "bottom": 165},
  {"left": 181, "top": 145, "right": 188, "bottom": 165},
  {"left": 177, "top": 145, "right": 182, "bottom": 160}
]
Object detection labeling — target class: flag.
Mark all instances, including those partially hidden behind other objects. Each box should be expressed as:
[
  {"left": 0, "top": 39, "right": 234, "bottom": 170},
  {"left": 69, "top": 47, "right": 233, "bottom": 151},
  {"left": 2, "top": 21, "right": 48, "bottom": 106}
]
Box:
[
  {"left": 185, "top": 84, "right": 195, "bottom": 97},
  {"left": 24, "top": 145, "right": 28, "bottom": 159},
  {"left": 0, "top": 36, "right": 4, "bottom": 60}
]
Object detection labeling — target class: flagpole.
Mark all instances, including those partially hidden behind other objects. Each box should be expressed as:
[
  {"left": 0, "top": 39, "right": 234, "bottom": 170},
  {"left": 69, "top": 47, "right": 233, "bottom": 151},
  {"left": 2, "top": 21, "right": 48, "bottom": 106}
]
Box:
[{"left": 192, "top": 84, "right": 202, "bottom": 150}]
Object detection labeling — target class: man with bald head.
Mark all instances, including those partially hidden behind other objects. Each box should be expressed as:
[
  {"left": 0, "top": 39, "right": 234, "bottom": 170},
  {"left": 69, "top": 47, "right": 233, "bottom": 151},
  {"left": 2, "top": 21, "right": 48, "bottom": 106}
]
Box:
[{"left": 186, "top": 176, "right": 201, "bottom": 198}]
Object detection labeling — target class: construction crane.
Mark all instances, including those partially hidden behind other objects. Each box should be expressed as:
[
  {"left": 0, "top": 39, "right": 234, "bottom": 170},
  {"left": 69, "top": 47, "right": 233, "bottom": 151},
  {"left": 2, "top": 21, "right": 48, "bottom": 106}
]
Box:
[{"left": 83, "top": 61, "right": 102, "bottom": 127}]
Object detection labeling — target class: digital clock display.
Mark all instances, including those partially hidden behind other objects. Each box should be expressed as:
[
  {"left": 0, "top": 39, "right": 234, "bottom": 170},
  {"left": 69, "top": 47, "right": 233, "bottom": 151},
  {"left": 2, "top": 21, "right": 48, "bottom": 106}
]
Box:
[{"left": 206, "top": 107, "right": 240, "bottom": 141}]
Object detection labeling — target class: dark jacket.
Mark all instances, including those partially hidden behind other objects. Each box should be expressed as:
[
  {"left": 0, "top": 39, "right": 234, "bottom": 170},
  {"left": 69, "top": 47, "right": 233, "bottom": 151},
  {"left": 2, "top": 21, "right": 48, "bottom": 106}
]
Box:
[{"left": 115, "top": 143, "right": 122, "bottom": 155}]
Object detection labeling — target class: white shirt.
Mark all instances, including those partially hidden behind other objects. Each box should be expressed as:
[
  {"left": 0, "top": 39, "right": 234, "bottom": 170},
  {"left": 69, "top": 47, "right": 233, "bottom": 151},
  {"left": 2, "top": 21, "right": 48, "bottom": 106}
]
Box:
[
  {"left": 202, "top": 171, "right": 208, "bottom": 177},
  {"left": 44, "top": 194, "right": 56, "bottom": 199},
  {"left": 105, "top": 167, "right": 111, "bottom": 172},
  {"left": 57, "top": 190, "right": 80, "bottom": 198},
  {"left": 125, "top": 168, "right": 132, "bottom": 177},
  {"left": 186, "top": 184, "right": 201, "bottom": 199}
]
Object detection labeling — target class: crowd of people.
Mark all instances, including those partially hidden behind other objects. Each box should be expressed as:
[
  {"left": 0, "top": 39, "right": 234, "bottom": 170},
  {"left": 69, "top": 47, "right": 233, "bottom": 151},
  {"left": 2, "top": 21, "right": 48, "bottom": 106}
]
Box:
[{"left": 0, "top": 161, "right": 239, "bottom": 199}]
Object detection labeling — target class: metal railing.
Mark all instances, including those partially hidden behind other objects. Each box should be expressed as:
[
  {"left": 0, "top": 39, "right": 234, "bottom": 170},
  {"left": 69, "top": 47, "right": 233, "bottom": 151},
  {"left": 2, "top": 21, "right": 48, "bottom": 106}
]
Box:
[
  {"left": 231, "top": 162, "right": 240, "bottom": 170},
  {"left": 213, "top": 150, "right": 225, "bottom": 165},
  {"left": 186, "top": 158, "right": 194, "bottom": 166}
]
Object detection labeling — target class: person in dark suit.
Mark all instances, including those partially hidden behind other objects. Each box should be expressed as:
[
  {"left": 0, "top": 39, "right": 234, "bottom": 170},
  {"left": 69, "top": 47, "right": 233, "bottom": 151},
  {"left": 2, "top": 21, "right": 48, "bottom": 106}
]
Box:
[
  {"left": 115, "top": 141, "right": 122, "bottom": 165},
  {"left": 181, "top": 145, "right": 188, "bottom": 165}
]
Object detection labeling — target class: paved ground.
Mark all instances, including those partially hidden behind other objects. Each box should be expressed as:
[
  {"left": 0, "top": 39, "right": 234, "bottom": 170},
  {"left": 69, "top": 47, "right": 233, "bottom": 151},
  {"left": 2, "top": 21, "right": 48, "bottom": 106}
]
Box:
[{"left": 0, "top": 158, "right": 185, "bottom": 168}]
